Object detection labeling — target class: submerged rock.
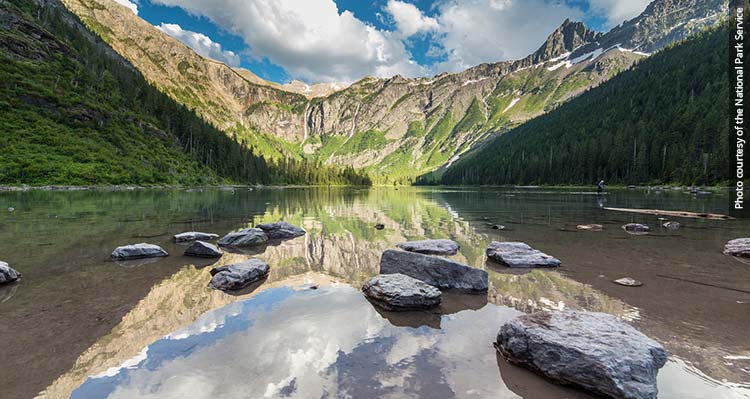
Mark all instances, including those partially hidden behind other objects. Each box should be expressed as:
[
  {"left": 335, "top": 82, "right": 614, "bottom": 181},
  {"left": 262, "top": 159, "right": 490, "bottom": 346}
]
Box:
[
  {"left": 362, "top": 273, "right": 441, "bottom": 311},
  {"left": 622, "top": 223, "right": 650, "bottom": 234},
  {"left": 496, "top": 310, "right": 667, "bottom": 399},
  {"left": 577, "top": 224, "right": 603, "bottom": 231},
  {"left": 491, "top": 224, "right": 506, "bottom": 230},
  {"left": 0, "top": 261, "right": 20, "bottom": 284},
  {"left": 486, "top": 242, "right": 561, "bottom": 268},
  {"left": 380, "top": 249, "right": 488, "bottom": 293},
  {"left": 662, "top": 221, "right": 681, "bottom": 230},
  {"left": 218, "top": 228, "right": 269, "bottom": 247},
  {"left": 111, "top": 243, "right": 168, "bottom": 260},
  {"left": 723, "top": 238, "right": 750, "bottom": 257},
  {"left": 184, "top": 241, "right": 222, "bottom": 258},
  {"left": 209, "top": 259, "right": 270, "bottom": 291},
  {"left": 173, "top": 232, "right": 219, "bottom": 242},
  {"left": 396, "top": 239, "right": 459, "bottom": 256},
  {"left": 255, "top": 221, "right": 306, "bottom": 240},
  {"left": 614, "top": 277, "right": 643, "bottom": 287}
]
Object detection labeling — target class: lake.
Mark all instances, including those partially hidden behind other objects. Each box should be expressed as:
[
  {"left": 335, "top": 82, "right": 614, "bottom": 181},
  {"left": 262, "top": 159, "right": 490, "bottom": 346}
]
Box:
[{"left": 0, "top": 187, "right": 748, "bottom": 399}]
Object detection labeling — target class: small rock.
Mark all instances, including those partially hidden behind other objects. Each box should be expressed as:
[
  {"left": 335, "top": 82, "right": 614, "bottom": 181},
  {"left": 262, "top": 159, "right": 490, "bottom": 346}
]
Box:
[
  {"left": 7, "top": 207, "right": 14, "bottom": 212},
  {"left": 614, "top": 277, "right": 643, "bottom": 287},
  {"left": 208, "top": 259, "right": 269, "bottom": 291},
  {"left": 491, "top": 224, "right": 506, "bottom": 230},
  {"left": 173, "top": 232, "right": 219, "bottom": 242},
  {"left": 380, "top": 249, "right": 488, "bottom": 293},
  {"left": 184, "top": 241, "right": 222, "bottom": 258},
  {"left": 662, "top": 221, "right": 681, "bottom": 230},
  {"left": 622, "top": 223, "right": 650, "bottom": 234},
  {"left": 362, "top": 273, "right": 441, "bottom": 311},
  {"left": 111, "top": 243, "right": 168, "bottom": 260},
  {"left": 0, "top": 261, "right": 21, "bottom": 284},
  {"left": 724, "top": 238, "right": 750, "bottom": 257},
  {"left": 218, "top": 228, "right": 269, "bottom": 247},
  {"left": 486, "top": 242, "right": 561, "bottom": 268},
  {"left": 396, "top": 239, "right": 459, "bottom": 255},
  {"left": 374, "top": 224, "right": 385, "bottom": 230},
  {"left": 255, "top": 221, "right": 306, "bottom": 240},
  {"left": 576, "top": 224, "right": 603, "bottom": 231},
  {"left": 496, "top": 310, "right": 667, "bottom": 399}
]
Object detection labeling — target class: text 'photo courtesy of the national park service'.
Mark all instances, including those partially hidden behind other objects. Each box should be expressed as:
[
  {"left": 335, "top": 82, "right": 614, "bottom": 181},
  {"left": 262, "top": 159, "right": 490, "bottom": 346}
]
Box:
[{"left": 0, "top": 0, "right": 748, "bottom": 398}]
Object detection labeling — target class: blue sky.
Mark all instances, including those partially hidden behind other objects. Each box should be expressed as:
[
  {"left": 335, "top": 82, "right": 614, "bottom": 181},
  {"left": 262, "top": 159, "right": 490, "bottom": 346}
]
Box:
[{"left": 116, "top": 0, "right": 652, "bottom": 84}]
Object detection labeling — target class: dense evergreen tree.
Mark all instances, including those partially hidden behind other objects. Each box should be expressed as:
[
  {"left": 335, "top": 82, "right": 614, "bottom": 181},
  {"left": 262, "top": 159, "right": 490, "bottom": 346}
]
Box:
[
  {"left": 0, "top": 0, "right": 370, "bottom": 186},
  {"left": 427, "top": 25, "right": 730, "bottom": 186}
]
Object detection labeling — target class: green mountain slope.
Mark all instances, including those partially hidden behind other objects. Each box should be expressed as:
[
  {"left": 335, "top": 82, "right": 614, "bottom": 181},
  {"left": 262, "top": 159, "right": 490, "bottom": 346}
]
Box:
[
  {"left": 58, "top": 0, "right": 726, "bottom": 184},
  {"left": 0, "top": 0, "right": 370, "bottom": 186},
  {"left": 429, "top": 25, "right": 730, "bottom": 186}
]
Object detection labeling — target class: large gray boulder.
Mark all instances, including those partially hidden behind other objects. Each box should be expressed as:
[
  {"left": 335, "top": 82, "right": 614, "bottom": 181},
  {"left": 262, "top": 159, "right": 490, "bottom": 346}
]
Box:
[
  {"left": 379, "top": 249, "right": 488, "bottom": 293},
  {"left": 496, "top": 310, "right": 667, "bottom": 399},
  {"left": 218, "top": 228, "right": 269, "bottom": 247},
  {"left": 0, "top": 261, "right": 20, "bottom": 284},
  {"left": 208, "top": 259, "right": 270, "bottom": 291},
  {"left": 255, "top": 221, "right": 305, "bottom": 240},
  {"left": 486, "top": 242, "right": 561, "bottom": 268},
  {"left": 173, "top": 232, "right": 219, "bottom": 242},
  {"left": 362, "top": 273, "right": 441, "bottom": 311},
  {"left": 111, "top": 243, "right": 168, "bottom": 260},
  {"left": 396, "top": 239, "right": 459, "bottom": 255},
  {"left": 724, "top": 238, "right": 750, "bottom": 257},
  {"left": 184, "top": 241, "right": 222, "bottom": 258}
]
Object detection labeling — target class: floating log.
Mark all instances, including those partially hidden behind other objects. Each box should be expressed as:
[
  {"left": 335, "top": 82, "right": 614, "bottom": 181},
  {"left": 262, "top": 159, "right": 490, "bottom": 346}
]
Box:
[{"left": 603, "top": 207, "right": 733, "bottom": 220}]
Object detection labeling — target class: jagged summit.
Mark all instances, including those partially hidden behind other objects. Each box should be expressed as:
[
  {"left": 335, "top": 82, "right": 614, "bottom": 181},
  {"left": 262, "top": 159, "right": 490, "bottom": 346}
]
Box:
[{"left": 530, "top": 19, "right": 602, "bottom": 64}]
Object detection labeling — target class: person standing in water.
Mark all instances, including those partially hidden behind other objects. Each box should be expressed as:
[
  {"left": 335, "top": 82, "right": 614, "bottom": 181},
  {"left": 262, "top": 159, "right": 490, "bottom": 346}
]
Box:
[{"left": 597, "top": 180, "right": 605, "bottom": 193}]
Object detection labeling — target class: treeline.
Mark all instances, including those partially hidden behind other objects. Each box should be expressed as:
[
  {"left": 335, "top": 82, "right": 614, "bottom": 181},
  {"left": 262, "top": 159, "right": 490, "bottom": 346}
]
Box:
[
  {"left": 0, "top": 0, "right": 370, "bottom": 186},
  {"left": 427, "top": 25, "right": 730, "bottom": 186}
]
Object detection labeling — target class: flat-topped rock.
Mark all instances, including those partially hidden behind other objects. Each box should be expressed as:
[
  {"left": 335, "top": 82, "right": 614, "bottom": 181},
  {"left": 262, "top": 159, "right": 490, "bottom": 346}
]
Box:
[
  {"left": 255, "top": 221, "right": 305, "bottom": 240},
  {"left": 486, "top": 242, "right": 561, "bottom": 268},
  {"left": 0, "top": 261, "right": 20, "bottom": 284},
  {"left": 380, "top": 249, "right": 488, "bottom": 293},
  {"left": 496, "top": 310, "right": 667, "bottom": 399},
  {"left": 623, "top": 223, "right": 650, "bottom": 234},
  {"left": 362, "top": 273, "right": 441, "bottom": 311},
  {"left": 173, "top": 232, "right": 219, "bottom": 242},
  {"left": 724, "top": 238, "right": 750, "bottom": 257},
  {"left": 209, "top": 259, "right": 270, "bottom": 291},
  {"left": 111, "top": 243, "right": 168, "bottom": 260},
  {"left": 396, "top": 239, "right": 459, "bottom": 255},
  {"left": 184, "top": 241, "right": 222, "bottom": 258},
  {"left": 218, "top": 228, "right": 269, "bottom": 247}
]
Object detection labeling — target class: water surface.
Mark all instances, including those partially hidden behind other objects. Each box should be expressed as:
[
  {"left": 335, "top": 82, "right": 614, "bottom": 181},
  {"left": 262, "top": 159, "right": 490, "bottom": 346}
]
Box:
[{"left": 0, "top": 187, "right": 748, "bottom": 398}]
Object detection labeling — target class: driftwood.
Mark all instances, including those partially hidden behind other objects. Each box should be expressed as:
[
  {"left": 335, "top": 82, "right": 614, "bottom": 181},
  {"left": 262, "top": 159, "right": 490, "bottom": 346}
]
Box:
[{"left": 603, "top": 207, "right": 733, "bottom": 220}]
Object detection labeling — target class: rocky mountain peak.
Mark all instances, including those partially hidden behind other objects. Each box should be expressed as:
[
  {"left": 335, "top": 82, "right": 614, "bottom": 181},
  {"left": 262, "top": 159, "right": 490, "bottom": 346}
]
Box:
[{"left": 530, "top": 19, "right": 602, "bottom": 64}]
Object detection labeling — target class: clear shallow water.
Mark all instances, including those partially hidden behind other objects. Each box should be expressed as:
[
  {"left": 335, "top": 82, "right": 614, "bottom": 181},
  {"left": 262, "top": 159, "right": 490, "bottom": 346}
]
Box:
[{"left": 0, "top": 187, "right": 748, "bottom": 399}]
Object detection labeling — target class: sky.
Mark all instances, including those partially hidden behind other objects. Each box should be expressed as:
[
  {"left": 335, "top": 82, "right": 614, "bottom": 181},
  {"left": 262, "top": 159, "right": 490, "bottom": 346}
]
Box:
[{"left": 113, "top": 0, "right": 652, "bottom": 84}]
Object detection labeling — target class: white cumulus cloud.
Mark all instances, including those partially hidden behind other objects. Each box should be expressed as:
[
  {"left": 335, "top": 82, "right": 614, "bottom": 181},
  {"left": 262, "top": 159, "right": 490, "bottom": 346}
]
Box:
[
  {"left": 588, "top": 0, "right": 651, "bottom": 28},
  {"left": 156, "top": 23, "right": 241, "bottom": 67},
  {"left": 113, "top": 0, "right": 138, "bottom": 14},
  {"left": 385, "top": 0, "right": 439, "bottom": 37},
  {"left": 150, "top": 0, "right": 425, "bottom": 83}
]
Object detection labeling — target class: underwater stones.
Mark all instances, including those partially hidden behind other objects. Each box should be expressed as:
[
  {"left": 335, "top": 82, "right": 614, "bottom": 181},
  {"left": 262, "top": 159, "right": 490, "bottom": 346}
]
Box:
[
  {"left": 111, "top": 243, "right": 168, "bottom": 260},
  {"left": 362, "top": 273, "right": 441, "bottom": 311},
  {"left": 396, "top": 239, "right": 460, "bottom": 256},
  {"left": 379, "top": 249, "right": 488, "bottom": 293},
  {"left": 218, "top": 228, "right": 269, "bottom": 247},
  {"left": 485, "top": 242, "right": 561, "bottom": 268},
  {"left": 208, "top": 259, "right": 270, "bottom": 291},
  {"left": 496, "top": 310, "right": 667, "bottom": 399}
]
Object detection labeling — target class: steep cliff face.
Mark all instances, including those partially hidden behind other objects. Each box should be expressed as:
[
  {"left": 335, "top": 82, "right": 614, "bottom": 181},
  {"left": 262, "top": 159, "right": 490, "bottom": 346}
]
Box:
[{"left": 60, "top": 0, "right": 727, "bottom": 181}]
